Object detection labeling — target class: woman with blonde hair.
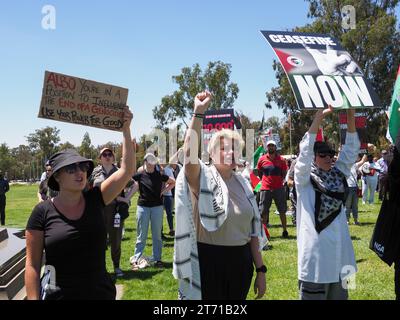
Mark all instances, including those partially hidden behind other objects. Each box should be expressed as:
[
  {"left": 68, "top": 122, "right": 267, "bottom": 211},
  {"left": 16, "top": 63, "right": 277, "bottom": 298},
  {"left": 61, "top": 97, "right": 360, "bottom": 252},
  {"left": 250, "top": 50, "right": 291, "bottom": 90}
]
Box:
[{"left": 173, "top": 91, "right": 267, "bottom": 300}]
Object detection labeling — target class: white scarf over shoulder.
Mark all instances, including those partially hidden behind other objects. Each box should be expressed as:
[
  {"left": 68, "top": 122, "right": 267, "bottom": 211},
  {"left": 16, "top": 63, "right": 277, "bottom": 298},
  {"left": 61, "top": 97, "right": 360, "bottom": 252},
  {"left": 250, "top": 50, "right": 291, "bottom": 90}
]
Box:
[{"left": 172, "top": 160, "right": 267, "bottom": 300}]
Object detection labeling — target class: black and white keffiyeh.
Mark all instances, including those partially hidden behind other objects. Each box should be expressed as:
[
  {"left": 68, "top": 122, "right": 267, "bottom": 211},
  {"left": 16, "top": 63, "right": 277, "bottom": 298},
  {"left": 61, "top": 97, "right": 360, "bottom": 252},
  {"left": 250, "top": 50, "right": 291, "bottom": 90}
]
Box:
[{"left": 310, "top": 163, "right": 348, "bottom": 233}]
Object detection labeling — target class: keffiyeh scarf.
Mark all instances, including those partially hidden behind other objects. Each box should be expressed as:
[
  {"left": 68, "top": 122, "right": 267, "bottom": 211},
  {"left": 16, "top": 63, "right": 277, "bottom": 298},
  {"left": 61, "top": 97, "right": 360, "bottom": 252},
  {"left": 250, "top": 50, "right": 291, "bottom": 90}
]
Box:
[{"left": 310, "top": 163, "right": 348, "bottom": 233}]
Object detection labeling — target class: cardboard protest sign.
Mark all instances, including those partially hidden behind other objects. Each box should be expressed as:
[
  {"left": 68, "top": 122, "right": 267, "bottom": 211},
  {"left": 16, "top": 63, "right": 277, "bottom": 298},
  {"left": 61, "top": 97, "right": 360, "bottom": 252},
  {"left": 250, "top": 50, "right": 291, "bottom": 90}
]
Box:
[
  {"left": 201, "top": 109, "right": 235, "bottom": 162},
  {"left": 38, "top": 71, "right": 128, "bottom": 131},
  {"left": 339, "top": 112, "right": 368, "bottom": 153},
  {"left": 261, "top": 31, "right": 381, "bottom": 110}
]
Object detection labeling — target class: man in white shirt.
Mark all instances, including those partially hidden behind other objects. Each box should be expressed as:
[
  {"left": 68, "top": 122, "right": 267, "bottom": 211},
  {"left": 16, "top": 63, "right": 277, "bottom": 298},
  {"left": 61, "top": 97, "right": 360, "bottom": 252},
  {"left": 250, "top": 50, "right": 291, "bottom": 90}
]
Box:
[{"left": 295, "top": 107, "right": 359, "bottom": 300}]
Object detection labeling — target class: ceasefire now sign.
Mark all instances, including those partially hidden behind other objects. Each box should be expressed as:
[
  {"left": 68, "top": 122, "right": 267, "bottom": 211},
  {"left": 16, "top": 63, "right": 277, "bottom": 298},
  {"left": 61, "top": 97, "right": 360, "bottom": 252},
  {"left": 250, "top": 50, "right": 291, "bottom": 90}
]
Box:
[{"left": 261, "top": 30, "right": 381, "bottom": 110}]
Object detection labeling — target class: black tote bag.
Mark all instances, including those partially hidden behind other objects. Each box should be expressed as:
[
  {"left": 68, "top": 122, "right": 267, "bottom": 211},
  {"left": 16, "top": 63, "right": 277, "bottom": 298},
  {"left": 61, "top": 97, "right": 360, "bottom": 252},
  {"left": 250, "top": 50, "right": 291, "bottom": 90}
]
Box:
[{"left": 369, "top": 192, "right": 400, "bottom": 266}]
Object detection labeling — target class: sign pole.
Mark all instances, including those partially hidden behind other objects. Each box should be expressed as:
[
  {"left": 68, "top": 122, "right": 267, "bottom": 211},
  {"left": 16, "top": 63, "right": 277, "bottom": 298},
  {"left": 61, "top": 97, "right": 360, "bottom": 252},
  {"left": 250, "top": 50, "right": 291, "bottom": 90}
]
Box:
[{"left": 289, "top": 110, "right": 292, "bottom": 155}]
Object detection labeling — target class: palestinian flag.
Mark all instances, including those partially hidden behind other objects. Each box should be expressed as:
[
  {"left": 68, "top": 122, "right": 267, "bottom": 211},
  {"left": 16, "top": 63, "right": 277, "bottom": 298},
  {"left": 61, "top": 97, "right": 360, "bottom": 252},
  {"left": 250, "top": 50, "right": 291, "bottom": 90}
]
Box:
[
  {"left": 388, "top": 66, "right": 400, "bottom": 143},
  {"left": 253, "top": 145, "right": 265, "bottom": 169},
  {"left": 254, "top": 181, "right": 262, "bottom": 193},
  {"left": 250, "top": 171, "right": 261, "bottom": 190}
]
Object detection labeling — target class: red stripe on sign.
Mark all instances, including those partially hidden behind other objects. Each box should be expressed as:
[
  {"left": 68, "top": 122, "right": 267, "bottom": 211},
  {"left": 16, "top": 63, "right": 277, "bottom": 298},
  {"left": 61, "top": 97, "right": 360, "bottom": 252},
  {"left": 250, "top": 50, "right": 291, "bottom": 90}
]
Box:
[{"left": 274, "top": 49, "right": 295, "bottom": 73}]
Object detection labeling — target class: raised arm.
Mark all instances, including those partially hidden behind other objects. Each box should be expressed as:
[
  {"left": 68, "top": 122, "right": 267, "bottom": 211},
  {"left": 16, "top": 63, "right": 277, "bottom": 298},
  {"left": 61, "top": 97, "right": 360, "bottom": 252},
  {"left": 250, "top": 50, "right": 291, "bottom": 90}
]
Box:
[
  {"left": 184, "top": 91, "right": 212, "bottom": 195},
  {"left": 101, "top": 107, "right": 136, "bottom": 205},
  {"left": 294, "top": 106, "right": 333, "bottom": 186},
  {"left": 169, "top": 147, "right": 184, "bottom": 165},
  {"left": 335, "top": 109, "right": 360, "bottom": 176},
  {"left": 356, "top": 154, "right": 368, "bottom": 169}
]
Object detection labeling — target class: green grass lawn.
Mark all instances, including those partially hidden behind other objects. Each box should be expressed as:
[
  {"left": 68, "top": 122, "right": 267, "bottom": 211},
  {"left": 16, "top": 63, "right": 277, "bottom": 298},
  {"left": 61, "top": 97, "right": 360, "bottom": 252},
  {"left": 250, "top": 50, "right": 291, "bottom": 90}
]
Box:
[{"left": 4, "top": 184, "right": 396, "bottom": 300}]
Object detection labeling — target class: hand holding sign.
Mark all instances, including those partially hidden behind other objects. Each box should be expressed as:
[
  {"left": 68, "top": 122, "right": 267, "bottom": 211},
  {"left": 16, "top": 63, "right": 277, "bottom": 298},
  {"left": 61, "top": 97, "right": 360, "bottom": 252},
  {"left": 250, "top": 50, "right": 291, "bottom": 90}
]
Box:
[
  {"left": 122, "top": 106, "right": 133, "bottom": 132},
  {"left": 315, "top": 104, "right": 334, "bottom": 119},
  {"left": 309, "top": 105, "right": 333, "bottom": 134}
]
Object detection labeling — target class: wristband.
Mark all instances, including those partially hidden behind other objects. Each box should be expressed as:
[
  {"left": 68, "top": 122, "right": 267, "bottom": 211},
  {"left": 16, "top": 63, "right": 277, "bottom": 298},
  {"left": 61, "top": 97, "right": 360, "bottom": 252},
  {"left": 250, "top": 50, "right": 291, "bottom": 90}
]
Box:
[
  {"left": 192, "top": 113, "right": 205, "bottom": 119},
  {"left": 256, "top": 265, "right": 267, "bottom": 273}
]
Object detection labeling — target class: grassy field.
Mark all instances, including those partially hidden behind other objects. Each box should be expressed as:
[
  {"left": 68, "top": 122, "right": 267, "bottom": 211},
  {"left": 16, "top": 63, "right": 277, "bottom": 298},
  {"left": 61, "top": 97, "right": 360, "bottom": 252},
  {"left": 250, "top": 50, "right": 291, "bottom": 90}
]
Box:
[{"left": 4, "top": 184, "right": 396, "bottom": 300}]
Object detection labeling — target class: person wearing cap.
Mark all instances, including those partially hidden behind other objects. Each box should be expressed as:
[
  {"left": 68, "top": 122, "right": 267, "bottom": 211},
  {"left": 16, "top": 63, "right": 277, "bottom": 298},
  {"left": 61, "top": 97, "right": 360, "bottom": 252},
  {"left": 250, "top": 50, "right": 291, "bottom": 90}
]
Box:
[
  {"left": 256, "top": 138, "right": 289, "bottom": 238},
  {"left": 377, "top": 149, "right": 389, "bottom": 201},
  {"left": 294, "top": 107, "right": 359, "bottom": 300},
  {"left": 40, "top": 161, "right": 51, "bottom": 183},
  {"left": 359, "top": 154, "right": 381, "bottom": 205},
  {"left": 37, "top": 163, "right": 58, "bottom": 202},
  {"left": 88, "top": 147, "right": 124, "bottom": 277},
  {"left": 173, "top": 91, "right": 267, "bottom": 300},
  {"left": 131, "top": 152, "right": 175, "bottom": 269},
  {"left": 0, "top": 170, "right": 10, "bottom": 226},
  {"left": 25, "top": 107, "right": 135, "bottom": 300}
]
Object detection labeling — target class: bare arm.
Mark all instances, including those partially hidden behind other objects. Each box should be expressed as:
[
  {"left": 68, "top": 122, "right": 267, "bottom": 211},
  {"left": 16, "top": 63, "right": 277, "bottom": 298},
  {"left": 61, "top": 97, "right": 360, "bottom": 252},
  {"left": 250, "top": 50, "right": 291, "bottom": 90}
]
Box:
[
  {"left": 169, "top": 147, "right": 184, "bottom": 165},
  {"left": 101, "top": 107, "right": 136, "bottom": 205},
  {"left": 116, "top": 181, "right": 138, "bottom": 203},
  {"left": 356, "top": 154, "right": 368, "bottom": 169},
  {"left": 161, "top": 177, "right": 176, "bottom": 195},
  {"left": 346, "top": 109, "right": 356, "bottom": 133},
  {"left": 308, "top": 106, "right": 333, "bottom": 134},
  {"left": 184, "top": 91, "right": 212, "bottom": 195},
  {"left": 335, "top": 109, "right": 360, "bottom": 176},
  {"left": 250, "top": 237, "right": 266, "bottom": 299},
  {"left": 25, "top": 230, "right": 44, "bottom": 300}
]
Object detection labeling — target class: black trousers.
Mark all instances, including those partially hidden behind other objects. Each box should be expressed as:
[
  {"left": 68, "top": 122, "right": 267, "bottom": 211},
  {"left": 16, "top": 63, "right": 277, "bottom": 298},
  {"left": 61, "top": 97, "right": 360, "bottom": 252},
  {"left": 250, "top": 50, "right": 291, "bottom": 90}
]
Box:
[
  {"left": 378, "top": 174, "right": 388, "bottom": 200},
  {"left": 395, "top": 261, "right": 400, "bottom": 300},
  {"left": 197, "top": 242, "right": 254, "bottom": 300},
  {"left": 104, "top": 203, "right": 123, "bottom": 269},
  {"left": 0, "top": 195, "right": 6, "bottom": 225}
]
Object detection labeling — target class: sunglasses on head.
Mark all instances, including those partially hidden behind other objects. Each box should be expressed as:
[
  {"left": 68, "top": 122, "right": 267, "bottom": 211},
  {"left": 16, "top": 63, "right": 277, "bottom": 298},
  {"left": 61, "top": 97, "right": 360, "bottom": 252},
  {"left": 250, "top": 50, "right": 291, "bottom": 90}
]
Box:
[
  {"left": 63, "top": 162, "right": 91, "bottom": 174},
  {"left": 101, "top": 152, "right": 114, "bottom": 158},
  {"left": 317, "top": 153, "right": 334, "bottom": 159}
]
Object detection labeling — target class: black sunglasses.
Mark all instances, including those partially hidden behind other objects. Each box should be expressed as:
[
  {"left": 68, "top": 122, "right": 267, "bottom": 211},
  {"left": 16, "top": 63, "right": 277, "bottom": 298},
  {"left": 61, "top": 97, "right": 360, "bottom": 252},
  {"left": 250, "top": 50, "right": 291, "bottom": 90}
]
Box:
[
  {"left": 63, "top": 162, "right": 91, "bottom": 174},
  {"left": 317, "top": 153, "right": 334, "bottom": 159},
  {"left": 101, "top": 152, "right": 114, "bottom": 158}
]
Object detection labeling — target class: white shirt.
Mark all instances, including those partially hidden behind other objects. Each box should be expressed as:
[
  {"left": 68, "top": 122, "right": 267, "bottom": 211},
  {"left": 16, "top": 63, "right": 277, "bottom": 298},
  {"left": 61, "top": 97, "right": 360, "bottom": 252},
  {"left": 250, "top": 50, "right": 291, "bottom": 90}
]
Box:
[
  {"left": 346, "top": 163, "right": 359, "bottom": 187},
  {"left": 294, "top": 132, "right": 360, "bottom": 283},
  {"left": 40, "top": 171, "right": 47, "bottom": 182}
]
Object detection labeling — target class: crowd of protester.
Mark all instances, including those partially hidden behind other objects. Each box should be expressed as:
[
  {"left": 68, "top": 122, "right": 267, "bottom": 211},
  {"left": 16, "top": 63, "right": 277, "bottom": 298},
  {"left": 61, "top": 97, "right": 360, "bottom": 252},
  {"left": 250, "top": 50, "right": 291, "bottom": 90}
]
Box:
[{"left": 0, "top": 91, "right": 395, "bottom": 301}]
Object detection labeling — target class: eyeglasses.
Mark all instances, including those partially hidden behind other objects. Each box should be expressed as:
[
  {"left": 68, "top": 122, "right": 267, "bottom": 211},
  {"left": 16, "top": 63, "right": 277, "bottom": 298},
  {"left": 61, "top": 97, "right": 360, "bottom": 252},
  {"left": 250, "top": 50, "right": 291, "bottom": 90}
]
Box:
[
  {"left": 101, "top": 152, "right": 114, "bottom": 158},
  {"left": 317, "top": 153, "right": 334, "bottom": 159},
  {"left": 63, "top": 162, "right": 91, "bottom": 174}
]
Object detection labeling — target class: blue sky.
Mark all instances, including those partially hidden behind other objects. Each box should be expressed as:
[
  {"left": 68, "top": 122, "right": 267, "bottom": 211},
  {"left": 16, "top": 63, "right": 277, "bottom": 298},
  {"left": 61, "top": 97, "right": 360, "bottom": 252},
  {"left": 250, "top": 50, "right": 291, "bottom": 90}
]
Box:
[{"left": 0, "top": 1, "right": 399, "bottom": 148}]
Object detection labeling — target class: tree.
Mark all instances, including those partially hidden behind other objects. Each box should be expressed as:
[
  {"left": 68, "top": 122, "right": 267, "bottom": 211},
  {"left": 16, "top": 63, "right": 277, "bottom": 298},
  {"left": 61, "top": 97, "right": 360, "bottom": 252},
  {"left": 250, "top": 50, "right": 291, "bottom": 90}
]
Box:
[
  {"left": 0, "top": 143, "right": 12, "bottom": 175},
  {"left": 153, "top": 61, "right": 239, "bottom": 128},
  {"left": 266, "top": 0, "right": 400, "bottom": 151},
  {"left": 79, "top": 132, "right": 96, "bottom": 159},
  {"left": 26, "top": 126, "right": 60, "bottom": 161},
  {"left": 58, "top": 142, "right": 76, "bottom": 151},
  {"left": 9, "top": 145, "right": 33, "bottom": 180}
]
